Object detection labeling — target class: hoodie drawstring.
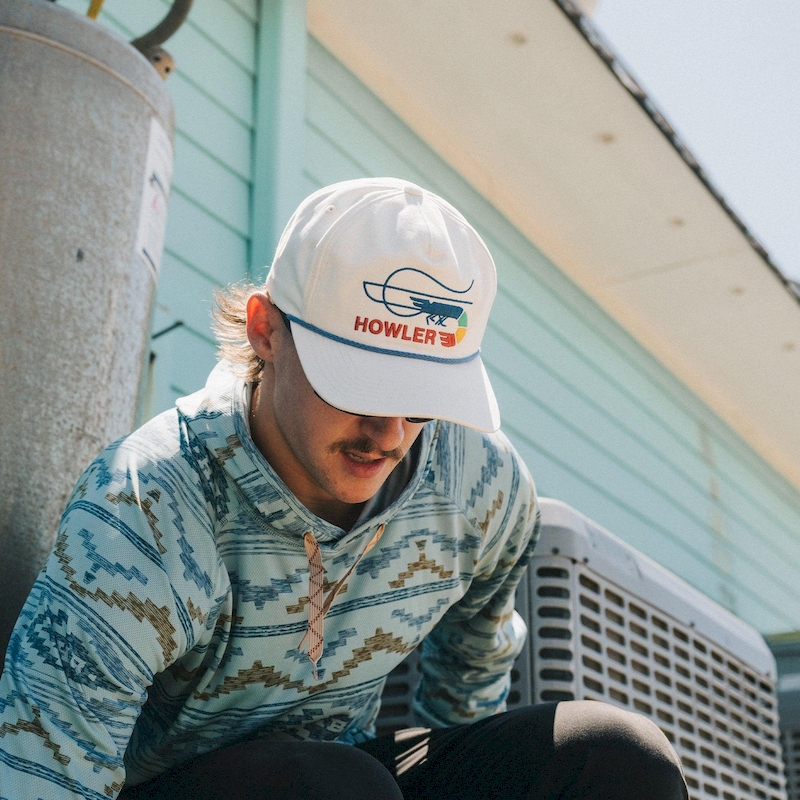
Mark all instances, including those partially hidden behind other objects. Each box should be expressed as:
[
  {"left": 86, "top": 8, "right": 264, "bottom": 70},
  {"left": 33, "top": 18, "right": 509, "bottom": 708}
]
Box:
[{"left": 298, "top": 524, "right": 386, "bottom": 680}]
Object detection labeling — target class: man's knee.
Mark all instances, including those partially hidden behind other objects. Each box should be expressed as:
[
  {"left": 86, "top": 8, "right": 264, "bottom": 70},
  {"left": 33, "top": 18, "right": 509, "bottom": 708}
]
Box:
[
  {"left": 286, "top": 742, "right": 402, "bottom": 799},
  {"left": 243, "top": 741, "right": 402, "bottom": 800},
  {"left": 554, "top": 701, "right": 688, "bottom": 799}
]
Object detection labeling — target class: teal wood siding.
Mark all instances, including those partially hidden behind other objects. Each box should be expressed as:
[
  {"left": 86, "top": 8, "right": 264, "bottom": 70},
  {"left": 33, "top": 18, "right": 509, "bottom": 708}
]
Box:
[
  {"left": 58, "top": 0, "right": 257, "bottom": 417},
  {"left": 303, "top": 37, "right": 800, "bottom": 635}
]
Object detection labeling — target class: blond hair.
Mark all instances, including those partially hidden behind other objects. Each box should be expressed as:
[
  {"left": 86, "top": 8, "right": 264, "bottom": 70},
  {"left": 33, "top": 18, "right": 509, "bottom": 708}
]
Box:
[{"left": 211, "top": 282, "right": 264, "bottom": 382}]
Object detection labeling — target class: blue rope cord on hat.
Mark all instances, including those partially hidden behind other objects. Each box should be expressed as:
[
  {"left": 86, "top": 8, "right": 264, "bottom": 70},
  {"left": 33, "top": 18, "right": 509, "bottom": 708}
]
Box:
[{"left": 285, "top": 315, "right": 481, "bottom": 365}]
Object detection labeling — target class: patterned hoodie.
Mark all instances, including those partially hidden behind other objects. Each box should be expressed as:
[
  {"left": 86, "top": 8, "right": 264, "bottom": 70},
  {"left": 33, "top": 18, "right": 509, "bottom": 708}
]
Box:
[{"left": 0, "top": 364, "right": 539, "bottom": 799}]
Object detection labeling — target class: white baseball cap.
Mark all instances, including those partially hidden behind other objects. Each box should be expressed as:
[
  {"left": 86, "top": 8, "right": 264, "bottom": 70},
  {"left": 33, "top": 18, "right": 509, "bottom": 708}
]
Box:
[{"left": 264, "top": 177, "right": 500, "bottom": 432}]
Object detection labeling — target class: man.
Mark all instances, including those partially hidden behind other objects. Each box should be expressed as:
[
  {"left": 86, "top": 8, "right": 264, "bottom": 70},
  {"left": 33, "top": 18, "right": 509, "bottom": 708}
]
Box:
[{"left": 0, "top": 178, "right": 687, "bottom": 799}]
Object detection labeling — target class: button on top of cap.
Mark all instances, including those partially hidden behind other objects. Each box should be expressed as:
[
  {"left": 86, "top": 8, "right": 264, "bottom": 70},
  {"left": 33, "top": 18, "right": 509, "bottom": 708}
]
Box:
[{"left": 403, "top": 184, "right": 423, "bottom": 197}]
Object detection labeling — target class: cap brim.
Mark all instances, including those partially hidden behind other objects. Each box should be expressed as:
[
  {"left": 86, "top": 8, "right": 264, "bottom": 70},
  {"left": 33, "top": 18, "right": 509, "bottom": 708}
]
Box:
[{"left": 292, "top": 324, "right": 500, "bottom": 432}]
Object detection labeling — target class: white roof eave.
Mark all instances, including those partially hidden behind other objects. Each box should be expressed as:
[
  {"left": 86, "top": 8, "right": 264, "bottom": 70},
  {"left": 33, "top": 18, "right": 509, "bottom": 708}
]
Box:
[{"left": 308, "top": 0, "right": 800, "bottom": 491}]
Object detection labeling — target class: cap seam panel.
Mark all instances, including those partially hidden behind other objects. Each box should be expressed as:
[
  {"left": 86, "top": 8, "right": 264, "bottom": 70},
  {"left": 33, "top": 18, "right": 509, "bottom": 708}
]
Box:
[
  {"left": 306, "top": 188, "right": 406, "bottom": 320},
  {"left": 434, "top": 201, "right": 497, "bottom": 288}
]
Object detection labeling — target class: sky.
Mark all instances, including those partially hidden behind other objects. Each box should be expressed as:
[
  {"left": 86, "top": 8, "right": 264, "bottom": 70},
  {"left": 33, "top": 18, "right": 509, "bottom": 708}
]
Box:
[{"left": 590, "top": 1, "right": 800, "bottom": 282}]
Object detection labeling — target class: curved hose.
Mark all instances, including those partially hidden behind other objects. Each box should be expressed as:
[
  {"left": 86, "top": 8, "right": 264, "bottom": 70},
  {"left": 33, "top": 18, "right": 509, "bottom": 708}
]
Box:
[{"left": 130, "top": 0, "right": 194, "bottom": 54}]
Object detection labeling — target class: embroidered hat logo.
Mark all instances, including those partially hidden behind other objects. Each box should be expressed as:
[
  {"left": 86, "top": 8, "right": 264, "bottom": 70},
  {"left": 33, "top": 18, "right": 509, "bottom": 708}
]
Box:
[{"left": 359, "top": 268, "right": 472, "bottom": 348}]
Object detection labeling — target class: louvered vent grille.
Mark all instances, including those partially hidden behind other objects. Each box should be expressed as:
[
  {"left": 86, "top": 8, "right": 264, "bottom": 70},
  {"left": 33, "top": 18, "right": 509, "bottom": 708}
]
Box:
[
  {"left": 377, "top": 499, "right": 785, "bottom": 800},
  {"left": 531, "top": 558, "right": 784, "bottom": 800}
]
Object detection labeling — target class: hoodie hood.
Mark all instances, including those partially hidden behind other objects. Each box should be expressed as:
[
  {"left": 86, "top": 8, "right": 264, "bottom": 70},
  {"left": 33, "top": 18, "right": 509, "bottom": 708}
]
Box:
[{"left": 175, "top": 362, "right": 435, "bottom": 546}]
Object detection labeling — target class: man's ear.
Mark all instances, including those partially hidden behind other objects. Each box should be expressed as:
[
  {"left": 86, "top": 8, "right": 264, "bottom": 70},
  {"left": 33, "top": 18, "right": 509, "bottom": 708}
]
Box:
[{"left": 246, "top": 292, "right": 280, "bottom": 362}]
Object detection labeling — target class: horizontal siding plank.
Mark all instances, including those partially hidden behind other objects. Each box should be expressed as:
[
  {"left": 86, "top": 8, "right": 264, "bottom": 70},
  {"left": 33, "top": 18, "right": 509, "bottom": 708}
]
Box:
[
  {"left": 164, "top": 192, "right": 248, "bottom": 286},
  {"left": 149, "top": 326, "right": 217, "bottom": 411},
  {"left": 490, "top": 274, "right": 708, "bottom": 487},
  {"left": 225, "top": 0, "right": 258, "bottom": 25},
  {"left": 141, "top": 336, "right": 178, "bottom": 422},
  {"left": 184, "top": 0, "right": 257, "bottom": 73},
  {"left": 153, "top": 252, "right": 221, "bottom": 338},
  {"left": 166, "top": 326, "right": 217, "bottom": 397},
  {"left": 172, "top": 133, "right": 250, "bottom": 236},
  {"left": 712, "top": 436, "right": 800, "bottom": 537},
  {"left": 492, "top": 249, "right": 702, "bottom": 454},
  {"left": 303, "top": 124, "right": 368, "bottom": 189},
  {"left": 484, "top": 319, "right": 707, "bottom": 511},
  {"left": 144, "top": 320, "right": 216, "bottom": 419},
  {"left": 160, "top": 15, "right": 255, "bottom": 127},
  {"left": 306, "top": 75, "right": 430, "bottom": 186},
  {"left": 170, "top": 77, "right": 252, "bottom": 180},
  {"left": 490, "top": 363, "right": 713, "bottom": 566}
]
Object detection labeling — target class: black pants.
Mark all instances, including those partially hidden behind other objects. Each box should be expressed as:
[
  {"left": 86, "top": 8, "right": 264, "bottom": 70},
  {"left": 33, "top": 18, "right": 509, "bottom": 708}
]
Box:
[{"left": 119, "top": 701, "right": 689, "bottom": 800}]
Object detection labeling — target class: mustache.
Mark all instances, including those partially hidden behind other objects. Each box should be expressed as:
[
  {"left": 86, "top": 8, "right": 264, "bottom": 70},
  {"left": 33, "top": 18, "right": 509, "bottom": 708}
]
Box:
[{"left": 330, "top": 436, "right": 404, "bottom": 461}]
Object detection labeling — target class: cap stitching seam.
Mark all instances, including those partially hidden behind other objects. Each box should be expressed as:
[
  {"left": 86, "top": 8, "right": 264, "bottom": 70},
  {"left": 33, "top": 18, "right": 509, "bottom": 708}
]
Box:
[{"left": 306, "top": 189, "right": 406, "bottom": 319}]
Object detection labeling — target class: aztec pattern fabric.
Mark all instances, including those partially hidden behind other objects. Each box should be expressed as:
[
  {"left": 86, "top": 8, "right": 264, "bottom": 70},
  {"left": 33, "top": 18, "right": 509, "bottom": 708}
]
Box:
[{"left": 0, "top": 364, "right": 539, "bottom": 800}]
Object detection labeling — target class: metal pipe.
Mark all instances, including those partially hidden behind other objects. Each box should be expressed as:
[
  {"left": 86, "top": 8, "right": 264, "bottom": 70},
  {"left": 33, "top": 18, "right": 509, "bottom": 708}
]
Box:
[
  {"left": 86, "top": 0, "right": 104, "bottom": 20},
  {"left": 130, "top": 0, "right": 193, "bottom": 53}
]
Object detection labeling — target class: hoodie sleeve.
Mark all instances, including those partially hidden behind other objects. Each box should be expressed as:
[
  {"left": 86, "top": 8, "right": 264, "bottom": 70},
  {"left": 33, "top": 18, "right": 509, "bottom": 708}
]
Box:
[
  {"left": 0, "top": 415, "right": 224, "bottom": 800},
  {"left": 413, "top": 431, "right": 540, "bottom": 728}
]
